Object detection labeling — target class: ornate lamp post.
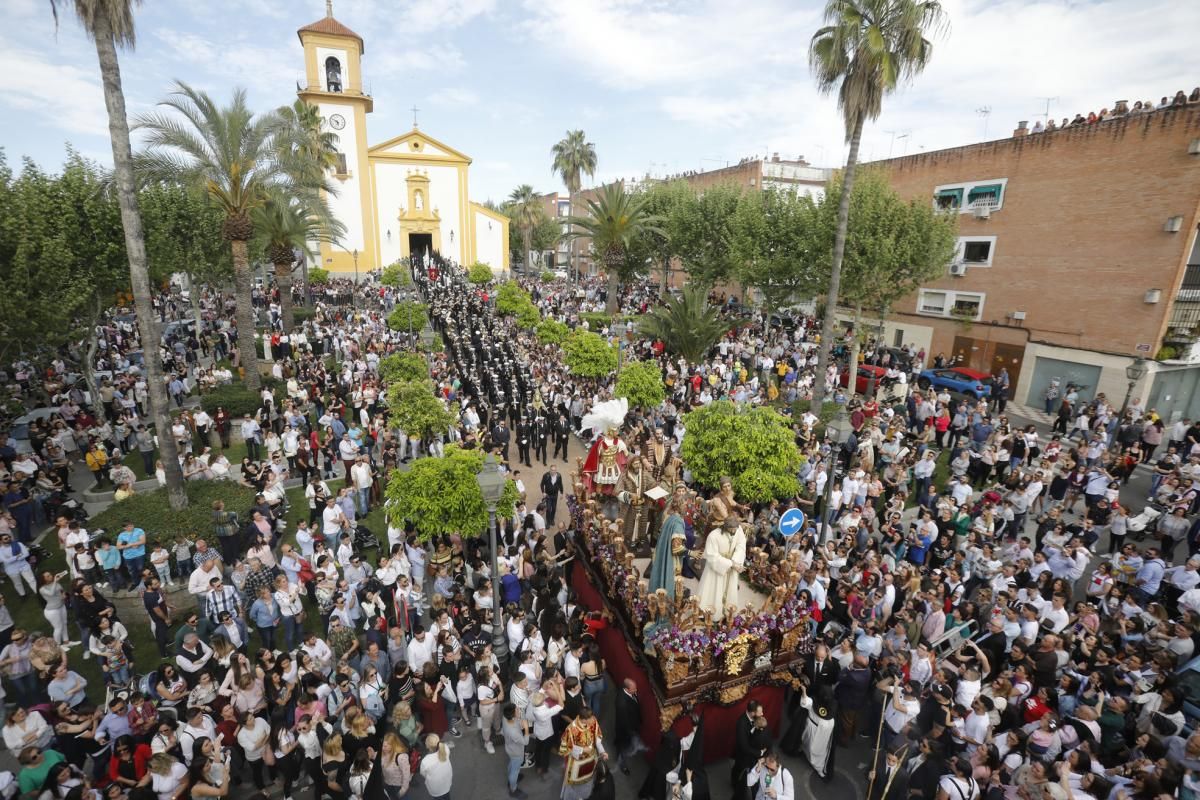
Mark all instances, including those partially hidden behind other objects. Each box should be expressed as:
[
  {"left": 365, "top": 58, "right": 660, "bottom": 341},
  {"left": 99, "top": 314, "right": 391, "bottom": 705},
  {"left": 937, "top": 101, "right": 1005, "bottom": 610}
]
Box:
[
  {"left": 476, "top": 454, "right": 509, "bottom": 660},
  {"left": 1121, "top": 356, "right": 1149, "bottom": 416},
  {"left": 820, "top": 406, "right": 852, "bottom": 542}
]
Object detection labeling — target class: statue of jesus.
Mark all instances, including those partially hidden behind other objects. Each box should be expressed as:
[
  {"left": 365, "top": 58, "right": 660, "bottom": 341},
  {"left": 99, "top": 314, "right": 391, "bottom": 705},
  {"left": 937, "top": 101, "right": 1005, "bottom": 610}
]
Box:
[{"left": 697, "top": 515, "right": 746, "bottom": 622}]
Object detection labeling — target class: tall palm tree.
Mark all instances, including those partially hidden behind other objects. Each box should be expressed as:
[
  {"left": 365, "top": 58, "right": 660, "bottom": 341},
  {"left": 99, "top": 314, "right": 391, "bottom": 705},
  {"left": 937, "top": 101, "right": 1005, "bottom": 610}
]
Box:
[
  {"left": 551, "top": 130, "right": 597, "bottom": 282},
  {"left": 807, "top": 0, "right": 947, "bottom": 407},
  {"left": 254, "top": 190, "right": 344, "bottom": 332},
  {"left": 566, "top": 183, "right": 662, "bottom": 314},
  {"left": 640, "top": 285, "right": 742, "bottom": 364},
  {"left": 50, "top": 0, "right": 188, "bottom": 510},
  {"left": 275, "top": 99, "right": 340, "bottom": 304},
  {"left": 136, "top": 83, "right": 332, "bottom": 389},
  {"left": 507, "top": 184, "right": 540, "bottom": 272}
]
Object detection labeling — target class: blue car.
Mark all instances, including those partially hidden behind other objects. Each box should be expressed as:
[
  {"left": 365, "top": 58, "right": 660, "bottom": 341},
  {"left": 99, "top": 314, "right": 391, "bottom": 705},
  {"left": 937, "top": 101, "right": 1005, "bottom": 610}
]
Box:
[{"left": 916, "top": 367, "right": 993, "bottom": 398}]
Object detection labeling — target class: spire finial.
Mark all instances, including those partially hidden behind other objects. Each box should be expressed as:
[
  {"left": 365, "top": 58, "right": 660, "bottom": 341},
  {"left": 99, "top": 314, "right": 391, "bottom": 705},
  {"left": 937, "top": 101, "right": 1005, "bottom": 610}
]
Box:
[{"left": 325, "top": 0, "right": 333, "bottom": 18}]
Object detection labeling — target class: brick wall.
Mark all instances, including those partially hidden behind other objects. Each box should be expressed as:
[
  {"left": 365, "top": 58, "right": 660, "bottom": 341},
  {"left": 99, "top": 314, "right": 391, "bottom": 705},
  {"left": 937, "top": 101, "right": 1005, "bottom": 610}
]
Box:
[{"left": 874, "top": 108, "right": 1200, "bottom": 358}]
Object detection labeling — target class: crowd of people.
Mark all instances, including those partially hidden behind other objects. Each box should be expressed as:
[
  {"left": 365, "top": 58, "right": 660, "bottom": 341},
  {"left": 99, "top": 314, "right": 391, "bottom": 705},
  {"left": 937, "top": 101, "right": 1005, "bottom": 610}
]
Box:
[{"left": 0, "top": 251, "right": 1198, "bottom": 800}]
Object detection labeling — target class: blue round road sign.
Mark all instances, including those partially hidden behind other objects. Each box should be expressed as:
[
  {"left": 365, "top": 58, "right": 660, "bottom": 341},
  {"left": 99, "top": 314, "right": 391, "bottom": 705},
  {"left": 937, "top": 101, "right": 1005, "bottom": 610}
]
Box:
[{"left": 778, "top": 508, "right": 805, "bottom": 537}]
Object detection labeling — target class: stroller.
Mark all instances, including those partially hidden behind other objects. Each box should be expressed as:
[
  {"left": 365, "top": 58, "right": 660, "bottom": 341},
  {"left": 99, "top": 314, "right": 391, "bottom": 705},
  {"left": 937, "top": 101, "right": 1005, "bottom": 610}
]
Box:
[
  {"left": 1129, "top": 502, "right": 1165, "bottom": 541},
  {"left": 353, "top": 524, "right": 380, "bottom": 551}
]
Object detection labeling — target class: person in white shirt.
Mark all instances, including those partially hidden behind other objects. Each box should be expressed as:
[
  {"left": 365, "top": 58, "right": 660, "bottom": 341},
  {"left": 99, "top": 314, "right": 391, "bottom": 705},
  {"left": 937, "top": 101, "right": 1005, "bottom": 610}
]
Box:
[
  {"left": 406, "top": 626, "right": 435, "bottom": 673},
  {"left": 321, "top": 498, "right": 346, "bottom": 549},
  {"left": 419, "top": 735, "right": 454, "bottom": 799},
  {"left": 300, "top": 633, "right": 334, "bottom": 676},
  {"left": 745, "top": 750, "right": 794, "bottom": 800},
  {"left": 883, "top": 683, "right": 921, "bottom": 748}
]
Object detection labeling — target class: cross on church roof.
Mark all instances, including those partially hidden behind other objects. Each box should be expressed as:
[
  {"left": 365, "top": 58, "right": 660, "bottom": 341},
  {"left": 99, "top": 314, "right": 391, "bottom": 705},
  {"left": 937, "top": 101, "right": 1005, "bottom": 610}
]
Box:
[
  {"left": 411, "top": 105, "right": 420, "bottom": 128},
  {"left": 326, "top": 0, "right": 333, "bottom": 17}
]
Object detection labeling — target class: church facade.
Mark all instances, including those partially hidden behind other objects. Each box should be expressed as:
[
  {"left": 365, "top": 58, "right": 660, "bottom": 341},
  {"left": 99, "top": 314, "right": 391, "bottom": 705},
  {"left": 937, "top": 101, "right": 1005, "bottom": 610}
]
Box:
[{"left": 296, "top": 7, "right": 509, "bottom": 277}]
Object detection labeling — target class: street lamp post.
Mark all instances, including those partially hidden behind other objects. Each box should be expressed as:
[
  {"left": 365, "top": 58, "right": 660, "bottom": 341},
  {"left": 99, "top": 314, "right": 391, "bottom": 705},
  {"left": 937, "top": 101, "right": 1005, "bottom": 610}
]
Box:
[
  {"left": 820, "top": 406, "right": 852, "bottom": 542},
  {"left": 352, "top": 249, "right": 359, "bottom": 308},
  {"left": 476, "top": 454, "right": 509, "bottom": 661},
  {"left": 1121, "top": 356, "right": 1150, "bottom": 416}
]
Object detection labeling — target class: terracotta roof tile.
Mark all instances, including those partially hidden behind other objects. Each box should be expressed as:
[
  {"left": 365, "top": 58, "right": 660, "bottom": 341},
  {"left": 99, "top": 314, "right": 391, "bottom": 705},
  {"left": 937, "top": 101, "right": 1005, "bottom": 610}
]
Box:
[{"left": 297, "top": 16, "right": 364, "bottom": 52}]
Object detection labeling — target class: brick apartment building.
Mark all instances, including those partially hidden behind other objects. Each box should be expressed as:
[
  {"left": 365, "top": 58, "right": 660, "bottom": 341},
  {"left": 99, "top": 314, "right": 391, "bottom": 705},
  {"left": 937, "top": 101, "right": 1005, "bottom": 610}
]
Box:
[{"left": 867, "top": 104, "right": 1200, "bottom": 421}]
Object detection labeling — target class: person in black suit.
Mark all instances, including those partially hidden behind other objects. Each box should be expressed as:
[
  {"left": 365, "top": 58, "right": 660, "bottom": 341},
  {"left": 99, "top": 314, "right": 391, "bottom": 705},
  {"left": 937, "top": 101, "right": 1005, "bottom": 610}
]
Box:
[
  {"left": 491, "top": 420, "right": 510, "bottom": 463},
  {"left": 867, "top": 746, "right": 910, "bottom": 800},
  {"left": 516, "top": 415, "right": 532, "bottom": 466},
  {"left": 553, "top": 412, "right": 571, "bottom": 462},
  {"left": 541, "top": 465, "right": 565, "bottom": 526},
  {"left": 614, "top": 678, "right": 645, "bottom": 775},
  {"left": 731, "top": 701, "right": 764, "bottom": 800},
  {"left": 808, "top": 642, "right": 841, "bottom": 691},
  {"left": 533, "top": 413, "right": 550, "bottom": 465},
  {"left": 906, "top": 738, "right": 946, "bottom": 800}
]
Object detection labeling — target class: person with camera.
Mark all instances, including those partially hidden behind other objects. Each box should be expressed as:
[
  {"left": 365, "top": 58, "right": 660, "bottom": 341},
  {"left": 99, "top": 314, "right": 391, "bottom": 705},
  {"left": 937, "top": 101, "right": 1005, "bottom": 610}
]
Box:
[{"left": 744, "top": 748, "right": 794, "bottom": 800}]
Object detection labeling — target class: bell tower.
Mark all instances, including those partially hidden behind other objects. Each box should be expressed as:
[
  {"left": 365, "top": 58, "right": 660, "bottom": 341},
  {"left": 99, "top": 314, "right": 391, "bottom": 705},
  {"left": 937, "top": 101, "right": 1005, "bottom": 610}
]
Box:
[{"left": 297, "top": 1, "right": 376, "bottom": 275}]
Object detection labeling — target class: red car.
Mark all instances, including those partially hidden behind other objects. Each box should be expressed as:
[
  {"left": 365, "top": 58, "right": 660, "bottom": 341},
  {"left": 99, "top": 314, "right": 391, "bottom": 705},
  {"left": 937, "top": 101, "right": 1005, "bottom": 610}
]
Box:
[{"left": 839, "top": 364, "right": 889, "bottom": 394}]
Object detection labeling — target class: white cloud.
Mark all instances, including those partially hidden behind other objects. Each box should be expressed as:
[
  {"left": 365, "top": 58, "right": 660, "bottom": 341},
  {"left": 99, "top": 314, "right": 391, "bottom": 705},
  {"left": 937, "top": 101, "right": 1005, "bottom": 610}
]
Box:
[
  {"left": 373, "top": 46, "right": 467, "bottom": 76},
  {"left": 428, "top": 87, "right": 481, "bottom": 108},
  {"left": 149, "top": 28, "right": 299, "bottom": 101},
  {"left": 0, "top": 41, "right": 109, "bottom": 136}
]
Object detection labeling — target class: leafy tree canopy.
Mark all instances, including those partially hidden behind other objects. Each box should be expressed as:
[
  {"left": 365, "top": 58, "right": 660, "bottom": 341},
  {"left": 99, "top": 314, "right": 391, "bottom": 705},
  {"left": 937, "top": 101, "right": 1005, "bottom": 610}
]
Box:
[
  {"left": 640, "top": 286, "right": 740, "bottom": 364},
  {"left": 614, "top": 360, "right": 666, "bottom": 410},
  {"left": 562, "top": 330, "right": 618, "bottom": 378},
  {"left": 495, "top": 282, "right": 533, "bottom": 316},
  {"left": 679, "top": 401, "right": 801, "bottom": 502},
  {"left": 468, "top": 262, "right": 495, "bottom": 284},
  {"left": 385, "top": 379, "right": 456, "bottom": 440},
  {"left": 381, "top": 261, "right": 410, "bottom": 287},
  {"left": 386, "top": 301, "right": 428, "bottom": 333},
  {"left": 385, "top": 445, "right": 520, "bottom": 541},
  {"left": 378, "top": 352, "right": 428, "bottom": 384},
  {"left": 535, "top": 318, "right": 569, "bottom": 346}
]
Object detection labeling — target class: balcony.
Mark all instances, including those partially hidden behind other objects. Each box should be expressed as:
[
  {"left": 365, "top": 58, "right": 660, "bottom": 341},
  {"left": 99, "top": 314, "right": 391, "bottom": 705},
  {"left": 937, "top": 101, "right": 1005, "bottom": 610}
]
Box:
[{"left": 1167, "top": 263, "right": 1200, "bottom": 343}]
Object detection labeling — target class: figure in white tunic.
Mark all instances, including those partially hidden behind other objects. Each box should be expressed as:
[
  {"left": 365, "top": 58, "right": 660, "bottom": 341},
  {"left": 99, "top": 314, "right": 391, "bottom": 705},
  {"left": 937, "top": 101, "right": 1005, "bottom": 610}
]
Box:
[{"left": 696, "top": 516, "right": 746, "bottom": 621}]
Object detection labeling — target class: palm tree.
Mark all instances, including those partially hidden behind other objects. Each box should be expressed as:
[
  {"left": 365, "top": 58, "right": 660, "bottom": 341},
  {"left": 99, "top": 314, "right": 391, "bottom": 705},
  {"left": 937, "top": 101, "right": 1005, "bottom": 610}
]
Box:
[
  {"left": 275, "top": 99, "right": 340, "bottom": 303},
  {"left": 136, "top": 82, "right": 332, "bottom": 389},
  {"left": 807, "top": 0, "right": 947, "bottom": 407},
  {"left": 507, "top": 184, "right": 541, "bottom": 272},
  {"left": 50, "top": 0, "right": 188, "bottom": 510},
  {"left": 254, "top": 191, "right": 345, "bottom": 332},
  {"left": 566, "top": 183, "right": 662, "bottom": 314},
  {"left": 550, "top": 130, "right": 597, "bottom": 282},
  {"left": 640, "top": 285, "right": 741, "bottom": 364}
]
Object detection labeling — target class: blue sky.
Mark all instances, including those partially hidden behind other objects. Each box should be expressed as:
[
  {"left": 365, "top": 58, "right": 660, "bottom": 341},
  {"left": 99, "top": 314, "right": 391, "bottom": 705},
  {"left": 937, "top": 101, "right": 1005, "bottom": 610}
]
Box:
[{"left": 3, "top": 0, "right": 1197, "bottom": 202}]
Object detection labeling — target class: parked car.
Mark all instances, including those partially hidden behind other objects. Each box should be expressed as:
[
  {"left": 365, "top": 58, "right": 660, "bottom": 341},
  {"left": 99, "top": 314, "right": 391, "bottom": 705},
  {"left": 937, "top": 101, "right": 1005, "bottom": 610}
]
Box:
[
  {"left": 9, "top": 407, "right": 58, "bottom": 454},
  {"left": 552, "top": 269, "right": 568, "bottom": 280},
  {"left": 840, "top": 364, "right": 889, "bottom": 395},
  {"left": 916, "top": 367, "right": 993, "bottom": 398}
]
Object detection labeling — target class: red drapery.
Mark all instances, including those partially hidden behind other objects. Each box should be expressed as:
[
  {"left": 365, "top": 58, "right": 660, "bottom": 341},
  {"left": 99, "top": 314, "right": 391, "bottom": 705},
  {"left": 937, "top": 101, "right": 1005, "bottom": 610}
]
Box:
[{"left": 571, "top": 561, "right": 785, "bottom": 763}]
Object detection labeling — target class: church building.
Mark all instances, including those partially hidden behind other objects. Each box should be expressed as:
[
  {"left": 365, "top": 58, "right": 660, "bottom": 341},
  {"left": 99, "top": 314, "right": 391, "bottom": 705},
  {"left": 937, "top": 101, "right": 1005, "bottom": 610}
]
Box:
[{"left": 296, "top": 3, "right": 509, "bottom": 276}]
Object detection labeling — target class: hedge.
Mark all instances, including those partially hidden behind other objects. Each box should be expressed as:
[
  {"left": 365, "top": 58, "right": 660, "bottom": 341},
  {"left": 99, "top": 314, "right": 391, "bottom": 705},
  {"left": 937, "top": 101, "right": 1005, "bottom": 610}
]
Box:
[
  {"left": 89, "top": 482, "right": 260, "bottom": 544},
  {"left": 200, "top": 384, "right": 266, "bottom": 417},
  {"left": 292, "top": 307, "right": 316, "bottom": 325}
]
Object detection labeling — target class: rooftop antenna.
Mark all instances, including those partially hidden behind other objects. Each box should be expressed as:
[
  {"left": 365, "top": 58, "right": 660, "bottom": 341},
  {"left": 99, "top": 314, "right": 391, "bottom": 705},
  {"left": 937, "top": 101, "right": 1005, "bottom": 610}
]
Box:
[
  {"left": 1035, "top": 96, "right": 1059, "bottom": 124},
  {"left": 885, "top": 130, "right": 911, "bottom": 157},
  {"left": 976, "top": 106, "right": 992, "bottom": 138}
]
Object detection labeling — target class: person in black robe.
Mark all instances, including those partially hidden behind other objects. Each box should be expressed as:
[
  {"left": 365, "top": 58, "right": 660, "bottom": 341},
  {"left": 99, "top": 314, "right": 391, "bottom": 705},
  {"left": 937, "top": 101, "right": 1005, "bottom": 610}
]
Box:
[
  {"left": 639, "top": 730, "right": 680, "bottom": 800},
  {"left": 588, "top": 759, "right": 616, "bottom": 800},
  {"left": 779, "top": 683, "right": 839, "bottom": 781},
  {"left": 681, "top": 714, "right": 711, "bottom": 800}
]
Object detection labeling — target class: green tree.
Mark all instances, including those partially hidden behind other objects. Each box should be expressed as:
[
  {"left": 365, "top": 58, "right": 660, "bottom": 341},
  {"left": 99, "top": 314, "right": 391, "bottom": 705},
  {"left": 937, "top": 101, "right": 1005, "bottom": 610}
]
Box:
[
  {"left": 378, "top": 352, "right": 428, "bottom": 384},
  {"left": 640, "top": 285, "right": 739, "bottom": 364},
  {"left": 507, "top": 183, "right": 541, "bottom": 270},
  {"left": 380, "top": 261, "right": 410, "bottom": 287},
  {"left": 49, "top": 0, "right": 189, "bottom": 509},
  {"left": 566, "top": 183, "right": 663, "bottom": 314},
  {"left": 808, "top": 0, "right": 948, "bottom": 406},
  {"left": 468, "top": 262, "right": 494, "bottom": 285},
  {"left": 308, "top": 267, "right": 331, "bottom": 285},
  {"left": 135, "top": 82, "right": 333, "bottom": 389},
  {"left": 670, "top": 183, "right": 744, "bottom": 287},
  {"left": 680, "top": 401, "right": 802, "bottom": 502},
  {"left": 635, "top": 179, "right": 693, "bottom": 291},
  {"left": 253, "top": 190, "right": 344, "bottom": 332},
  {"left": 515, "top": 302, "right": 541, "bottom": 329},
  {"left": 828, "top": 169, "right": 958, "bottom": 375},
  {"left": 614, "top": 360, "right": 666, "bottom": 410},
  {"left": 734, "top": 188, "right": 825, "bottom": 314},
  {"left": 385, "top": 445, "right": 519, "bottom": 541},
  {"left": 551, "top": 129, "right": 597, "bottom": 283},
  {"left": 495, "top": 282, "right": 532, "bottom": 316},
  {"left": 562, "top": 330, "right": 618, "bottom": 378},
  {"left": 386, "top": 379, "right": 455, "bottom": 440},
  {"left": 274, "top": 98, "right": 340, "bottom": 302},
  {"left": 535, "top": 318, "right": 569, "bottom": 346},
  {"left": 386, "top": 301, "right": 429, "bottom": 334}
]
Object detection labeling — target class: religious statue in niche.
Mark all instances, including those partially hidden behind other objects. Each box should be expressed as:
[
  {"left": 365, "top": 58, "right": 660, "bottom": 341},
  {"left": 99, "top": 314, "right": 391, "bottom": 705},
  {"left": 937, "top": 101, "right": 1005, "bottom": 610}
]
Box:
[{"left": 415, "top": 191, "right": 424, "bottom": 211}]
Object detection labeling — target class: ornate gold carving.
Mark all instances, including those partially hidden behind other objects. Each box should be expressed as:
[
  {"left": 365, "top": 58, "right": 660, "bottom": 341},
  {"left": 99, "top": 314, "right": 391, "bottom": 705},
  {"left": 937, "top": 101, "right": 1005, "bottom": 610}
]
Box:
[
  {"left": 723, "top": 633, "right": 754, "bottom": 676},
  {"left": 660, "top": 703, "right": 683, "bottom": 732},
  {"left": 718, "top": 682, "right": 750, "bottom": 704}
]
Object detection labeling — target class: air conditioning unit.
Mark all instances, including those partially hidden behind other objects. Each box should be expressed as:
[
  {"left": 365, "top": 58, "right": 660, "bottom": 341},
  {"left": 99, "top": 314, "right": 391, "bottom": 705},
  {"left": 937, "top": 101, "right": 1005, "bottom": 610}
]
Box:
[
  {"left": 973, "top": 204, "right": 991, "bottom": 220},
  {"left": 1010, "top": 310, "right": 1026, "bottom": 320},
  {"left": 949, "top": 262, "right": 968, "bottom": 277}
]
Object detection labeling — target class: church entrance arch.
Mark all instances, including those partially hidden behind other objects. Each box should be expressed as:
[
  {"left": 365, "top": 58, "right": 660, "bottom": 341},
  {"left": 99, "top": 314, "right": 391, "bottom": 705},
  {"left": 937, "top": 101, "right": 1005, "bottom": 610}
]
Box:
[{"left": 408, "top": 233, "right": 433, "bottom": 260}]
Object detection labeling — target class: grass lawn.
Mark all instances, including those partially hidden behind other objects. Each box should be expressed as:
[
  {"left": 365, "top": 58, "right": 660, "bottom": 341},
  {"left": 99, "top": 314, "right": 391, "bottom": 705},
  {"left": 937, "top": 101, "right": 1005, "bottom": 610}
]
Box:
[{"left": 19, "top": 480, "right": 391, "bottom": 704}]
